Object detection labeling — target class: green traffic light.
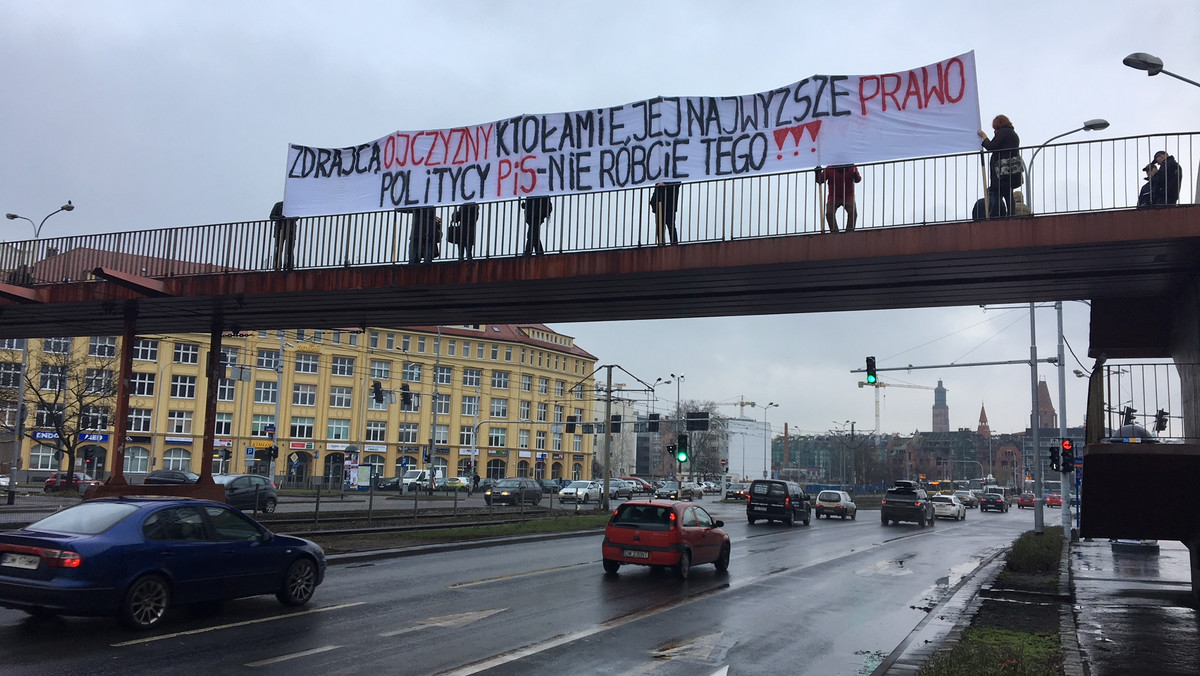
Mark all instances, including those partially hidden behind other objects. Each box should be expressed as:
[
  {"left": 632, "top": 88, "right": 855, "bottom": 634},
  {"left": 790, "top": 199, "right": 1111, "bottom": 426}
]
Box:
[
  {"left": 676, "top": 449, "right": 688, "bottom": 462},
  {"left": 866, "top": 373, "right": 877, "bottom": 384}
]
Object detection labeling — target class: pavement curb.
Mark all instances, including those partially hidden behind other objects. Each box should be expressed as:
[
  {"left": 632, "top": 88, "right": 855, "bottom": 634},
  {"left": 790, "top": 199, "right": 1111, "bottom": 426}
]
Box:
[{"left": 1060, "top": 538, "right": 1087, "bottom": 676}]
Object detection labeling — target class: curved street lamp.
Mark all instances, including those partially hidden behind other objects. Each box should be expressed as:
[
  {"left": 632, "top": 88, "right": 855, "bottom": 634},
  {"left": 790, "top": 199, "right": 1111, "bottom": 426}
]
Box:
[
  {"left": 1123, "top": 52, "right": 1200, "bottom": 88},
  {"left": 1026, "top": 121, "right": 1109, "bottom": 212},
  {"left": 760, "top": 402, "right": 778, "bottom": 479},
  {"left": 5, "top": 201, "right": 75, "bottom": 282}
]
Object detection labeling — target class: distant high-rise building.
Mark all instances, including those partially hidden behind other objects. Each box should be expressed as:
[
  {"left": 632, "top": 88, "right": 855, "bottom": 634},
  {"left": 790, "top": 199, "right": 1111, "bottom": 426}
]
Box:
[{"left": 932, "top": 379, "right": 949, "bottom": 432}]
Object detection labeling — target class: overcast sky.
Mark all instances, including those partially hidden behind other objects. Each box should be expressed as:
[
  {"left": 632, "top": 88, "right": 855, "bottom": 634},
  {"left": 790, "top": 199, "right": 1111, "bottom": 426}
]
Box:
[{"left": 3, "top": 1, "right": 1197, "bottom": 437}]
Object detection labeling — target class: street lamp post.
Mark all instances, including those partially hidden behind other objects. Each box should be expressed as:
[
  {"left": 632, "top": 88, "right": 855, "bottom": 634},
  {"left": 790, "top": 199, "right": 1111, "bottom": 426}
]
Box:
[
  {"left": 670, "top": 373, "right": 684, "bottom": 480},
  {"left": 761, "top": 402, "right": 777, "bottom": 479},
  {"left": 5, "top": 201, "right": 74, "bottom": 283},
  {"left": 1123, "top": 52, "right": 1200, "bottom": 88},
  {"left": 1026, "top": 120, "right": 1109, "bottom": 212}
]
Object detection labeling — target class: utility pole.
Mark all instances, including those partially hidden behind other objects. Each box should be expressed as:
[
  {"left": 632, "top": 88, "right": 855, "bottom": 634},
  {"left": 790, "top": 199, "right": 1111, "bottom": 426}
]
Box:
[
  {"left": 426, "top": 326, "right": 442, "bottom": 494},
  {"left": 601, "top": 365, "right": 613, "bottom": 511}
]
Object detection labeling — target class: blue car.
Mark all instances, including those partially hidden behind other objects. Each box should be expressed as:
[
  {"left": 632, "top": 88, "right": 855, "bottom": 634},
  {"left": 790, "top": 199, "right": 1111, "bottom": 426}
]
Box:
[{"left": 0, "top": 496, "right": 325, "bottom": 629}]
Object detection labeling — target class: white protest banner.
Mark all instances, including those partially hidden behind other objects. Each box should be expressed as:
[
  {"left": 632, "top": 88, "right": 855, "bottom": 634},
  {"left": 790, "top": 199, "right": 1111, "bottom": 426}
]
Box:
[{"left": 284, "top": 52, "right": 979, "bottom": 218}]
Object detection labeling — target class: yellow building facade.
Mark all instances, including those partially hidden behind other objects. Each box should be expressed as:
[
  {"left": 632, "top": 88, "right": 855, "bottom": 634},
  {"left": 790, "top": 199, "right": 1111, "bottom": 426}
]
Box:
[{"left": 3, "top": 324, "right": 598, "bottom": 486}]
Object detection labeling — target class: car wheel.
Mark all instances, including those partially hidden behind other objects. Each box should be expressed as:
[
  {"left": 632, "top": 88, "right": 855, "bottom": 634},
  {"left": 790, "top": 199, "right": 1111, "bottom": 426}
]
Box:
[
  {"left": 276, "top": 558, "right": 318, "bottom": 606},
  {"left": 534, "top": 495, "right": 542, "bottom": 506},
  {"left": 803, "top": 515, "right": 811, "bottom": 526},
  {"left": 850, "top": 510, "right": 856, "bottom": 521},
  {"left": 582, "top": 494, "right": 589, "bottom": 504},
  {"left": 602, "top": 558, "right": 620, "bottom": 574},
  {"left": 881, "top": 515, "right": 889, "bottom": 526},
  {"left": 120, "top": 574, "right": 170, "bottom": 630},
  {"left": 262, "top": 497, "right": 277, "bottom": 514},
  {"left": 747, "top": 516, "right": 756, "bottom": 525},
  {"left": 841, "top": 513, "right": 847, "bottom": 520},
  {"left": 674, "top": 550, "right": 691, "bottom": 580},
  {"left": 785, "top": 512, "right": 794, "bottom": 527},
  {"left": 715, "top": 544, "right": 730, "bottom": 572},
  {"left": 918, "top": 515, "right": 927, "bottom": 528}
]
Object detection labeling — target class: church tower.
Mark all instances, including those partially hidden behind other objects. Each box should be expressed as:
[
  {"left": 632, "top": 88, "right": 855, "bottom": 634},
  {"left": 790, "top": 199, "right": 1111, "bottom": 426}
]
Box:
[{"left": 932, "top": 379, "right": 949, "bottom": 432}]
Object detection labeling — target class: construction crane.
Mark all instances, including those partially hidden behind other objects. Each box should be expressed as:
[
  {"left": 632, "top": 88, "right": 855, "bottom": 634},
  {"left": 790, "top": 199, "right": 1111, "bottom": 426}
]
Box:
[
  {"left": 717, "top": 395, "right": 757, "bottom": 417},
  {"left": 857, "top": 380, "right": 938, "bottom": 435}
]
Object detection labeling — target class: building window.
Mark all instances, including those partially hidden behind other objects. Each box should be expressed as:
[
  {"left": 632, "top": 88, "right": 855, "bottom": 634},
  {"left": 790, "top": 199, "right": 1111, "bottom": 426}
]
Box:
[
  {"left": 462, "top": 341, "right": 470, "bottom": 357},
  {"left": 574, "top": 385, "right": 584, "bottom": 400},
  {"left": 538, "top": 378, "right": 549, "bottom": 394},
  {"left": 505, "top": 346, "right": 513, "bottom": 362},
  {"left": 477, "top": 343, "right": 485, "bottom": 359},
  {"left": 435, "top": 393, "right": 451, "bottom": 415},
  {"left": 133, "top": 339, "right": 158, "bottom": 361},
  {"left": 403, "top": 363, "right": 422, "bottom": 382},
  {"left": 217, "top": 378, "right": 235, "bottom": 402},
  {"left": 331, "top": 356, "right": 355, "bottom": 377},
  {"left": 535, "top": 431, "right": 546, "bottom": 450},
  {"left": 0, "top": 338, "right": 25, "bottom": 351},
  {"left": 555, "top": 381, "right": 565, "bottom": 397},
  {"left": 491, "top": 344, "right": 499, "bottom": 360},
  {"left": 128, "top": 408, "right": 152, "bottom": 432},
  {"left": 517, "top": 400, "right": 530, "bottom": 421},
  {"left": 573, "top": 435, "right": 582, "bottom": 453},
  {"left": 254, "top": 380, "right": 278, "bottom": 404},
  {"left": 328, "top": 419, "right": 350, "bottom": 440},
  {"left": 0, "top": 363, "right": 18, "bottom": 389},
  {"left": 461, "top": 395, "right": 478, "bottom": 416},
  {"left": 398, "top": 423, "right": 419, "bottom": 444},
  {"left": 417, "top": 337, "right": 426, "bottom": 353},
  {"left": 293, "top": 383, "right": 317, "bottom": 406},
  {"left": 291, "top": 417, "right": 315, "bottom": 439},
  {"left": 401, "top": 335, "right": 410, "bottom": 352},
  {"left": 85, "top": 368, "right": 114, "bottom": 395},
  {"left": 488, "top": 427, "right": 506, "bottom": 447},
  {"left": 460, "top": 426, "right": 476, "bottom": 446},
  {"left": 366, "top": 420, "right": 387, "bottom": 442},
  {"left": 371, "top": 360, "right": 391, "bottom": 379},
  {"left": 435, "top": 365, "right": 452, "bottom": 385},
  {"left": 521, "top": 374, "right": 532, "bottom": 392},
  {"left": 80, "top": 405, "right": 108, "bottom": 430},
  {"left": 554, "top": 405, "right": 563, "bottom": 423},
  {"left": 369, "top": 331, "right": 379, "bottom": 349},
  {"left": 43, "top": 337, "right": 72, "bottom": 354},
  {"left": 123, "top": 446, "right": 150, "bottom": 474},
  {"left": 39, "top": 365, "right": 66, "bottom": 391},
  {"left": 170, "top": 375, "right": 196, "bottom": 399},
  {"left": 434, "top": 424, "right": 449, "bottom": 445},
  {"left": 386, "top": 333, "right": 395, "bottom": 350},
  {"left": 312, "top": 330, "right": 323, "bottom": 343},
  {"left": 35, "top": 403, "right": 64, "bottom": 428},
  {"left": 368, "top": 396, "right": 387, "bottom": 411},
  {"left": 553, "top": 432, "right": 563, "bottom": 451},
  {"left": 447, "top": 340, "right": 456, "bottom": 356},
  {"left": 257, "top": 349, "right": 280, "bottom": 370},
  {"left": 518, "top": 429, "right": 530, "bottom": 449},
  {"left": 162, "top": 449, "right": 191, "bottom": 472},
  {"left": 88, "top": 336, "right": 117, "bottom": 358},
  {"left": 537, "top": 402, "right": 547, "bottom": 422},
  {"left": 251, "top": 414, "right": 275, "bottom": 437},
  {"left": 295, "top": 353, "right": 319, "bottom": 374},
  {"left": 329, "top": 386, "right": 352, "bottom": 408},
  {"left": 491, "top": 371, "right": 509, "bottom": 389},
  {"left": 463, "top": 368, "right": 481, "bottom": 388},
  {"left": 490, "top": 398, "right": 508, "bottom": 419},
  {"left": 173, "top": 342, "right": 200, "bottom": 364},
  {"left": 167, "top": 410, "right": 193, "bottom": 434},
  {"left": 214, "top": 412, "right": 233, "bottom": 436},
  {"left": 219, "top": 347, "right": 239, "bottom": 366}
]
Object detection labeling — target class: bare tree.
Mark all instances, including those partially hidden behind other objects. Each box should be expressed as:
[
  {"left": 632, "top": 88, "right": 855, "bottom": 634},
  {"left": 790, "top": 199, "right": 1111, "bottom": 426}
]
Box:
[{"left": 0, "top": 337, "right": 119, "bottom": 491}]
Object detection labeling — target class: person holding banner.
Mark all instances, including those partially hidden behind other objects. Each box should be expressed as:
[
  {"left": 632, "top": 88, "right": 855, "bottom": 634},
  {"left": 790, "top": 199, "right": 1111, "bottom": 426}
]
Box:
[
  {"left": 269, "top": 201, "right": 298, "bottom": 270},
  {"left": 978, "top": 115, "right": 1022, "bottom": 218},
  {"left": 401, "top": 206, "right": 440, "bottom": 264},
  {"left": 650, "top": 182, "right": 682, "bottom": 245},
  {"left": 451, "top": 202, "right": 479, "bottom": 260},
  {"left": 520, "top": 196, "right": 552, "bottom": 256},
  {"left": 815, "top": 165, "right": 862, "bottom": 232}
]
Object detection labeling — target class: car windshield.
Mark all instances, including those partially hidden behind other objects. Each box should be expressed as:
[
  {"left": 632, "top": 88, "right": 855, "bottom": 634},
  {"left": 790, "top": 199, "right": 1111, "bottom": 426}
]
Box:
[
  {"left": 212, "top": 475, "right": 237, "bottom": 485},
  {"left": 29, "top": 501, "right": 139, "bottom": 534},
  {"left": 494, "top": 479, "right": 521, "bottom": 488},
  {"left": 567, "top": 481, "right": 590, "bottom": 488},
  {"left": 659, "top": 482, "right": 679, "bottom": 489},
  {"left": 819, "top": 492, "right": 841, "bottom": 501}
]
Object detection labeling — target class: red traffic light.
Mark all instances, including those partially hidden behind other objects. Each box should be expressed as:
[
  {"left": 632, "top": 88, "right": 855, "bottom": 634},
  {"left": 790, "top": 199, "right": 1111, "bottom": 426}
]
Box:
[{"left": 1061, "top": 439, "right": 1073, "bottom": 451}]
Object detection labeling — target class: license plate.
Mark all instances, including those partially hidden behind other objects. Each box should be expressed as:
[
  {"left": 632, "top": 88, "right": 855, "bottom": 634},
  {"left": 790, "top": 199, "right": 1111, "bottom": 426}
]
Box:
[
  {"left": 753, "top": 506, "right": 767, "bottom": 511},
  {"left": 1, "top": 552, "right": 40, "bottom": 570},
  {"left": 623, "top": 549, "right": 650, "bottom": 559}
]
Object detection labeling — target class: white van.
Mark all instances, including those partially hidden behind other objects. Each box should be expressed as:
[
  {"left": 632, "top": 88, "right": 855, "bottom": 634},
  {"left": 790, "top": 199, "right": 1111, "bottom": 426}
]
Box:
[{"left": 401, "top": 468, "right": 439, "bottom": 492}]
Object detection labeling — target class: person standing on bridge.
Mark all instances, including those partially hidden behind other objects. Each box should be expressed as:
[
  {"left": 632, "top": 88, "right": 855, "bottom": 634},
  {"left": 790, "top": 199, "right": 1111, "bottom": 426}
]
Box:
[
  {"left": 402, "top": 206, "right": 440, "bottom": 264},
  {"left": 1139, "top": 150, "right": 1183, "bottom": 208},
  {"left": 451, "top": 202, "right": 479, "bottom": 260},
  {"left": 269, "top": 201, "right": 298, "bottom": 270},
  {"left": 815, "top": 164, "right": 862, "bottom": 232},
  {"left": 978, "top": 115, "right": 1022, "bottom": 218},
  {"left": 520, "top": 195, "right": 552, "bottom": 256},
  {"left": 650, "top": 181, "right": 681, "bottom": 245}
]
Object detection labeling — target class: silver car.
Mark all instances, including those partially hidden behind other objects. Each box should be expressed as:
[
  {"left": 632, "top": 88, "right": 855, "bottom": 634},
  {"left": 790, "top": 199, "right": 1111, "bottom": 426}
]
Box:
[{"left": 559, "top": 480, "right": 601, "bottom": 503}]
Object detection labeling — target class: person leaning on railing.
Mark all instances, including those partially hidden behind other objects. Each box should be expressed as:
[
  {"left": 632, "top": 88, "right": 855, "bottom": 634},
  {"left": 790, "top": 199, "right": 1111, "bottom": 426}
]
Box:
[
  {"left": 978, "top": 114, "right": 1022, "bottom": 218},
  {"left": 1137, "top": 150, "right": 1183, "bottom": 208}
]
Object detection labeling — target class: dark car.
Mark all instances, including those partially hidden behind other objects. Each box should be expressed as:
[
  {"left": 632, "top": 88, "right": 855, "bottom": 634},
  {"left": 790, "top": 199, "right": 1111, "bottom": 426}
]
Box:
[
  {"left": 484, "top": 477, "right": 542, "bottom": 506},
  {"left": 746, "top": 479, "right": 811, "bottom": 526},
  {"left": 601, "top": 500, "right": 730, "bottom": 580},
  {"left": 143, "top": 470, "right": 199, "bottom": 485},
  {"left": 979, "top": 491, "right": 1009, "bottom": 513},
  {"left": 376, "top": 477, "right": 402, "bottom": 491},
  {"left": 880, "top": 480, "right": 936, "bottom": 527},
  {"left": 725, "top": 483, "right": 750, "bottom": 500},
  {"left": 654, "top": 481, "right": 702, "bottom": 501},
  {"left": 537, "top": 479, "right": 561, "bottom": 495},
  {"left": 213, "top": 474, "right": 278, "bottom": 513},
  {"left": 0, "top": 497, "right": 325, "bottom": 629}
]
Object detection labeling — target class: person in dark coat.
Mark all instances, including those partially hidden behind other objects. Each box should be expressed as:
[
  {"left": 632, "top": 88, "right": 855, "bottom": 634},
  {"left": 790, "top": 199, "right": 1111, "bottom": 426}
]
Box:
[
  {"left": 978, "top": 115, "right": 1021, "bottom": 218},
  {"left": 269, "top": 201, "right": 298, "bottom": 270},
  {"left": 650, "top": 182, "right": 681, "bottom": 245},
  {"left": 520, "top": 196, "right": 552, "bottom": 256},
  {"left": 401, "top": 206, "right": 440, "bottom": 264},
  {"left": 1144, "top": 150, "right": 1183, "bottom": 207},
  {"left": 451, "top": 202, "right": 479, "bottom": 260}
]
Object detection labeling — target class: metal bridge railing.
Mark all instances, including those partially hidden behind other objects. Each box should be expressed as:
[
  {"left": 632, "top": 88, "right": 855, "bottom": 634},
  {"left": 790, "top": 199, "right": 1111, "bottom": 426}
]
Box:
[
  {"left": 2, "top": 132, "right": 1196, "bottom": 286},
  {"left": 1095, "top": 361, "right": 1190, "bottom": 443}
]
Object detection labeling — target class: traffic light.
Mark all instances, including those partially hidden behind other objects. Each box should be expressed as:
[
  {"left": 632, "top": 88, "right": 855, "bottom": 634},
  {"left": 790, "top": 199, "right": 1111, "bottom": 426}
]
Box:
[
  {"left": 1154, "top": 409, "right": 1169, "bottom": 432},
  {"left": 422, "top": 447, "right": 431, "bottom": 463},
  {"left": 647, "top": 413, "right": 660, "bottom": 432},
  {"left": 1049, "top": 445, "right": 1060, "bottom": 472},
  {"left": 220, "top": 448, "right": 231, "bottom": 461},
  {"left": 372, "top": 380, "right": 385, "bottom": 404},
  {"left": 1122, "top": 406, "right": 1136, "bottom": 426},
  {"left": 866, "top": 356, "right": 877, "bottom": 384},
  {"left": 1059, "top": 439, "right": 1074, "bottom": 472},
  {"left": 269, "top": 445, "right": 279, "bottom": 460},
  {"left": 401, "top": 384, "right": 413, "bottom": 407},
  {"left": 675, "top": 433, "right": 689, "bottom": 462},
  {"left": 565, "top": 415, "right": 577, "bottom": 433},
  {"left": 685, "top": 411, "right": 710, "bottom": 431}
]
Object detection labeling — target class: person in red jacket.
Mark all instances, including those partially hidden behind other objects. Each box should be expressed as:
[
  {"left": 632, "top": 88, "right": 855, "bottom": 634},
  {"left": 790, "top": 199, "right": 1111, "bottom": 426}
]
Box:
[{"left": 816, "top": 164, "right": 863, "bottom": 232}]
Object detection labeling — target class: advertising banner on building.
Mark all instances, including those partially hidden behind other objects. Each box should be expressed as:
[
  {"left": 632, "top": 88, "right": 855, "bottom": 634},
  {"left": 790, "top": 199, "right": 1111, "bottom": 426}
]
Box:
[{"left": 284, "top": 53, "right": 979, "bottom": 217}]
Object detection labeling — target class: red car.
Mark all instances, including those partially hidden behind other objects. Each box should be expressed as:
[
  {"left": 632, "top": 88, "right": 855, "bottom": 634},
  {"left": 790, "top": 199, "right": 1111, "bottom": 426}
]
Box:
[
  {"left": 1045, "top": 493, "right": 1063, "bottom": 507},
  {"left": 1017, "top": 492, "right": 1037, "bottom": 509},
  {"left": 620, "top": 477, "right": 655, "bottom": 495},
  {"left": 43, "top": 472, "right": 102, "bottom": 494},
  {"left": 601, "top": 500, "right": 730, "bottom": 580}
]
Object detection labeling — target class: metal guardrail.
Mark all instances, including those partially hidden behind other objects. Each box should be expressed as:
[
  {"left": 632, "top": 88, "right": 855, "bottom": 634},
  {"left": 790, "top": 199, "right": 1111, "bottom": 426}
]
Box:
[
  {"left": 1096, "top": 361, "right": 1188, "bottom": 442},
  {"left": 2, "top": 132, "right": 1195, "bottom": 286}
]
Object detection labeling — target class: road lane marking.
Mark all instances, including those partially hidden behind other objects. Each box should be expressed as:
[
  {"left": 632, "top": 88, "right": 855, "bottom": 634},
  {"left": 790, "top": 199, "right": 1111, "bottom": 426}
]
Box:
[
  {"left": 110, "top": 602, "right": 365, "bottom": 647},
  {"left": 380, "top": 608, "right": 508, "bottom": 637},
  {"left": 447, "top": 561, "right": 591, "bottom": 588},
  {"left": 246, "top": 645, "right": 341, "bottom": 667}
]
